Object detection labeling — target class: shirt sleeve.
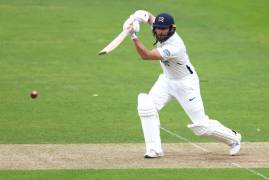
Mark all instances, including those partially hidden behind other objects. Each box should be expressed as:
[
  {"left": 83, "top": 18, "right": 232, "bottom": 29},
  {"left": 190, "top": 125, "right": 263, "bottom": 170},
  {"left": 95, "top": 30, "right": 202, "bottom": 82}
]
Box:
[{"left": 157, "top": 45, "right": 179, "bottom": 61}]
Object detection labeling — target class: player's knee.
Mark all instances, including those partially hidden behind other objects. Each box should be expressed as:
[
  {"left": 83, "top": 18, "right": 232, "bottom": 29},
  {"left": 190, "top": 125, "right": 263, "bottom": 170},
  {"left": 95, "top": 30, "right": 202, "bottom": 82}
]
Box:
[
  {"left": 187, "top": 119, "right": 214, "bottom": 136},
  {"left": 137, "top": 93, "right": 157, "bottom": 117}
]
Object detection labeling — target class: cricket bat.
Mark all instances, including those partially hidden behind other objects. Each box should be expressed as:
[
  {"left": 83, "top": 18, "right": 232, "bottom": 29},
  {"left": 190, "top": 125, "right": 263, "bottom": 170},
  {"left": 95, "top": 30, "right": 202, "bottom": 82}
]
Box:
[{"left": 98, "top": 29, "right": 130, "bottom": 55}]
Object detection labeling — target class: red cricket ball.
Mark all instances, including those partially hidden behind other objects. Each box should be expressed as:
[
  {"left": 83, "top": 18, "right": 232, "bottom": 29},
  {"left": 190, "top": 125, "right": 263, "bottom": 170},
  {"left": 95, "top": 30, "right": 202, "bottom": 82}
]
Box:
[{"left": 30, "top": 90, "right": 38, "bottom": 99}]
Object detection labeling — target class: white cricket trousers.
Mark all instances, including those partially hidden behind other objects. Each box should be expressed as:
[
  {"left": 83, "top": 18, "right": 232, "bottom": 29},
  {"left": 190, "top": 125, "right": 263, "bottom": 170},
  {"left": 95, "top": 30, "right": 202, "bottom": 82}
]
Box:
[
  {"left": 149, "top": 73, "right": 207, "bottom": 123},
  {"left": 140, "top": 73, "right": 240, "bottom": 154}
]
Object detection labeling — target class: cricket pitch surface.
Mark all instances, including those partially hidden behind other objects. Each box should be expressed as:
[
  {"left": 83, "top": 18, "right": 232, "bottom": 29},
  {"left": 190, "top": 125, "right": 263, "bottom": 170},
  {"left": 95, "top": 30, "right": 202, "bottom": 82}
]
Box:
[{"left": 0, "top": 142, "right": 268, "bottom": 170}]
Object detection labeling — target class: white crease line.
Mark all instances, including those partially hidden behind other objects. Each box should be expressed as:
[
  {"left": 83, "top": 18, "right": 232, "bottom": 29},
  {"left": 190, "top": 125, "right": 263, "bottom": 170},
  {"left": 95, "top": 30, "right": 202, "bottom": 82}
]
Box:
[
  {"left": 161, "top": 126, "right": 269, "bottom": 180},
  {"left": 160, "top": 126, "right": 209, "bottom": 152},
  {"left": 232, "top": 163, "right": 269, "bottom": 180}
]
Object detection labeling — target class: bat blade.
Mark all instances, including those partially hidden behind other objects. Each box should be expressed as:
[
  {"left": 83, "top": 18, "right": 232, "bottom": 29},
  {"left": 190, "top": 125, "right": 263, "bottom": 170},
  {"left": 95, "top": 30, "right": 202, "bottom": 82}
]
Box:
[{"left": 98, "top": 30, "right": 129, "bottom": 55}]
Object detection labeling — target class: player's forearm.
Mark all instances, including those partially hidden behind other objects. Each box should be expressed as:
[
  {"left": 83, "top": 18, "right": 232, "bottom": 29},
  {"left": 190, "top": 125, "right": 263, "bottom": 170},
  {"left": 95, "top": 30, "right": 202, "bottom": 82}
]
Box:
[
  {"left": 132, "top": 38, "right": 151, "bottom": 60},
  {"left": 132, "top": 38, "right": 161, "bottom": 60}
]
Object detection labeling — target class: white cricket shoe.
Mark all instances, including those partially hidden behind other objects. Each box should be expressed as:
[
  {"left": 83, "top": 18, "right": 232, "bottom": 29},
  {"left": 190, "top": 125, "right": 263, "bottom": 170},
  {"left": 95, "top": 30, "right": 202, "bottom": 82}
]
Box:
[
  {"left": 144, "top": 149, "right": 164, "bottom": 158},
  {"left": 229, "top": 131, "right": 242, "bottom": 156}
]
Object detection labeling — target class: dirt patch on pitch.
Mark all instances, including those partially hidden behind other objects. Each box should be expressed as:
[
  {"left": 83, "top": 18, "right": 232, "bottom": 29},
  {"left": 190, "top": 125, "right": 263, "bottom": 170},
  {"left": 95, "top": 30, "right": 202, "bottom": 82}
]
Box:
[{"left": 0, "top": 142, "right": 268, "bottom": 170}]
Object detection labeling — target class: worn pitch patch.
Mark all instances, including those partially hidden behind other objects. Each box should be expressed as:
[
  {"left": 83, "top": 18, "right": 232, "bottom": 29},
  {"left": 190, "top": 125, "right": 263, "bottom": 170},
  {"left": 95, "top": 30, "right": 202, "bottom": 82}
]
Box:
[{"left": 0, "top": 142, "right": 268, "bottom": 170}]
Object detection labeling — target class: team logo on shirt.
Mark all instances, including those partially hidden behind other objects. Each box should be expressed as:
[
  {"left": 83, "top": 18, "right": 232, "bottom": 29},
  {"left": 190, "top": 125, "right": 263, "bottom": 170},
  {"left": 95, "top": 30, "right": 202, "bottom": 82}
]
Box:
[
  {"left": 163, "top": 49, "right": 170, "bottom": 56},
  {"left": 161, "top": 60, "right": 170, "bottom": 66}
]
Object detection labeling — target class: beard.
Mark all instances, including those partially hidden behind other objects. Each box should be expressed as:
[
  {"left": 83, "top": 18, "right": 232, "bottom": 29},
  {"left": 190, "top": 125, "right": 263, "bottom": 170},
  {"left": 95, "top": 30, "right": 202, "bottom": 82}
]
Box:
[
  {"left": 156, "top": 34, "right": 169, "bottom": 43},
  {"left": 152, "top": 27, "right": 176, "bottom": 44}
]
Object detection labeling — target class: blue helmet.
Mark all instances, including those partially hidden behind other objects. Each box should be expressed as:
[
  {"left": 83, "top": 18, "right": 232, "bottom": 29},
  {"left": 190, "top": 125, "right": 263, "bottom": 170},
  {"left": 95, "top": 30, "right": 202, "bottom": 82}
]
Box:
[
  {"left": 152, "top": 13, "right": 176, "bottom": 43},
  {"left": 153, "top": 13, "right": 175, "bottom": 29}
]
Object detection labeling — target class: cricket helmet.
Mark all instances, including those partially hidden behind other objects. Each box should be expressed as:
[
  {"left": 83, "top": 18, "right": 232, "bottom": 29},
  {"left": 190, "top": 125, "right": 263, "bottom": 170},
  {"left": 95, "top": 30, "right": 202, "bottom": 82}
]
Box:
[{"left": 152, "top": 13, "right": 176, "bottom": 43}]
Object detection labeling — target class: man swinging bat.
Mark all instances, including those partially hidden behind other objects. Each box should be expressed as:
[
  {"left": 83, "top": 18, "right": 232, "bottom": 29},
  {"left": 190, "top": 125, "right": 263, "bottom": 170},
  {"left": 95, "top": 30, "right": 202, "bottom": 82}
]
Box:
[{"left": 123, "top": 10, "right": 241, "bottom": 158}]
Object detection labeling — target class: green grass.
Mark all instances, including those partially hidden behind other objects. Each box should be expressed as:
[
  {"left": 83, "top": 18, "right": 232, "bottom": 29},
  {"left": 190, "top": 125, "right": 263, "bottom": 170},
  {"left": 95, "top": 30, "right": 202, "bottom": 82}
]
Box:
[
  {"left": 0, "top": 0, "right": 268, "bottom": 144},
  {"left": 0, "top": 0, "right": 269, "bottom": 179},
  {"left": 0, "top": 169, "right": 269, "bottom": 180}
]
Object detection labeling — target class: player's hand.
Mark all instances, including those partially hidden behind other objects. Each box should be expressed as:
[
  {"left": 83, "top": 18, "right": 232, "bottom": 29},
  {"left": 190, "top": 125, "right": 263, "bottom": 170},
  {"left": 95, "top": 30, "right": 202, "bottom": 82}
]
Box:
[
  {"left": 123, "top": 15, "right": 135, "bottom": 31},
  {"left": 133, "top": 10, "right": 150, "bottom": 24},
  {"left": 129, "top": 20, "right": 139, "bottom": 40},
  {"left": 123, "top": 16, "right": 139, "bottom": 40},
  {"left": 129, "top": 20, "right": 140, "bottom": 33},
  {"left": 123, "top": 10, "right": 149, "bottom": 31}
]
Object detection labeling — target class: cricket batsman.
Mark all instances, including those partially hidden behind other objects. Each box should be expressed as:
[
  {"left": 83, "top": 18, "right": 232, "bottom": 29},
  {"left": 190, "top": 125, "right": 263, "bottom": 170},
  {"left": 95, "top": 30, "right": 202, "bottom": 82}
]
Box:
[{"left": 123, "top": 10, "right": 242, "bottom": 158}]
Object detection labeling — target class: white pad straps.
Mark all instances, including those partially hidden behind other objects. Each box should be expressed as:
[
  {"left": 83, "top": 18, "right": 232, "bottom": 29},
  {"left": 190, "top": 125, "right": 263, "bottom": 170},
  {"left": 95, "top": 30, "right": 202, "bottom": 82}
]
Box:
[
  {"left": 138, "top": 93, "right": 157, "bottom": 117},
  {"left": 137, "top": 93, "right": 162, "bottom": 153},
  {"left": 188, "top": 119, "right": 241, "bottom": 145}
]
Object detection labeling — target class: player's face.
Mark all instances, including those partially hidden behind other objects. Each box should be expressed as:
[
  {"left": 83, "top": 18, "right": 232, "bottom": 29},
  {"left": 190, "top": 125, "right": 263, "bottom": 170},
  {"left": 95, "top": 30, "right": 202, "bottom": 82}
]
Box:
[{"left": 155, "top": 28, "right": 170, "bottom": 42}]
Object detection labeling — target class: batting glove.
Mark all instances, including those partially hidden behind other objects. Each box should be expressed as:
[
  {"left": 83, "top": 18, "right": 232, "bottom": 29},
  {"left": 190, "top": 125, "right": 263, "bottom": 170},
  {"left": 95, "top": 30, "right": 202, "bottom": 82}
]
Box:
[
  {"left": 133, "top": 10, "right": 150, "bottom": 24},
  {"left": 123, "top": 10, "right": 149, "bottom": 31},
  {"left": 123, "top": 15, "right": 135, "bottom": 31},
  {"left": 129, "top": 20, "right": 139, "bottom": 40}
]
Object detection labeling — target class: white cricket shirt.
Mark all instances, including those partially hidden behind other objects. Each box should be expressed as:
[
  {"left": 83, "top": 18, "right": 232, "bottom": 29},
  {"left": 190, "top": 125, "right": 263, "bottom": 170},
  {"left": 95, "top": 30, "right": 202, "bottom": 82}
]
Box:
[{"left": 157, "top": 32, "right": 196, "bottom": 79}]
